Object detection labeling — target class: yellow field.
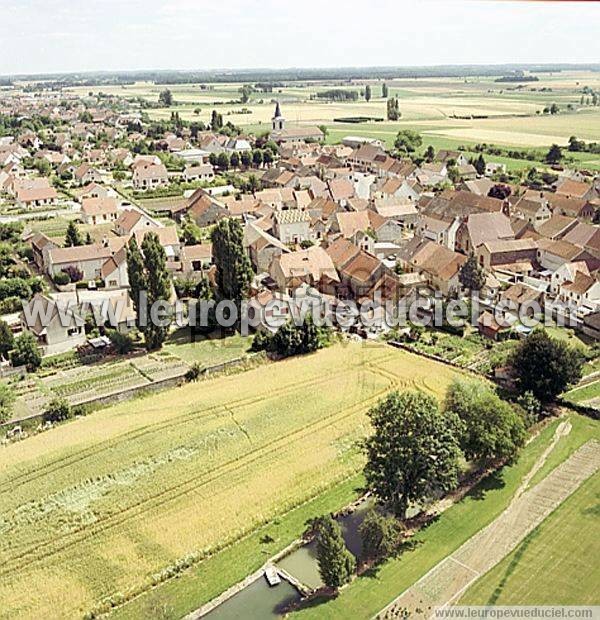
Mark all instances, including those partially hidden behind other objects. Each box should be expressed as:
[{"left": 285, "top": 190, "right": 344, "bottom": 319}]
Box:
[
  {"left": 0, "top": 343, "right": 462, "bottom": 619},
  {"left": 53, "top": 70, "right": 600, "bottom": 147}
]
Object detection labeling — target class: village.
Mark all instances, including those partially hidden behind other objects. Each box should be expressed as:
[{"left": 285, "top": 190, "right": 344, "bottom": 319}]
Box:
[{"left": 1, "top": 87, "right": 600, "bottom": 376}]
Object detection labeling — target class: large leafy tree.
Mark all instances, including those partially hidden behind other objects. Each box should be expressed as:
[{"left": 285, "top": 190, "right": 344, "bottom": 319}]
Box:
[
  {"left": 459, "top": 253, "right": 486, "bottom": 292},
  {"left": 511, "top": 329, "right": 584, "bottom": 402},
  {"left": 315, "top": 515, "right": 356, "bottom": 589},
  {"left": 364, "top": 390, "right": 461, "bottom": 519},
  {"left": 394, "top": 130, "right": 421, "bottom": 153},
  {"left": 211, "top": 218, "right": 253, "bottom": 306},
  {"left": 444, "top": 379, "right": 527, "bottom": 463},
  {"left": 359, "top": 508, "right": 404, "bottom": 563},
  {"left": 10, "top": 331, "right": 42, "bottom": 371}
]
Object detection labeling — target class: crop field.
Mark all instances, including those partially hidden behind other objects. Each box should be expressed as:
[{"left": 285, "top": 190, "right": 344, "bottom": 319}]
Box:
[
  {"left": 61, "top": 71, "right": 600, "bottom": 152},
  {"left": 0, "top": 343, "right": 462, "bottom": 619}
]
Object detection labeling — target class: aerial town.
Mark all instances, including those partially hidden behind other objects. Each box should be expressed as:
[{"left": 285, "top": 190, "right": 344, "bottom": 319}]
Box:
[{"left": 0, "top": 3, "right": 599, "bottom": 618}]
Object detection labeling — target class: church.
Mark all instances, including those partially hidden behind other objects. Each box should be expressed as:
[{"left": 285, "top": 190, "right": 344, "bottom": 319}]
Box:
[{"left": 268, "top": 102, "right": 325, "bottom": 144}]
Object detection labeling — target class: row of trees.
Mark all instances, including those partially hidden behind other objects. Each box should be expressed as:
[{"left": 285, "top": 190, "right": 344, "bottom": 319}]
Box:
[
  {"left": 251, "top": 315, "right": 329, "bottom": 358},
  {"left": 208, "top": 148, "right": 273, "bottom": 171}
]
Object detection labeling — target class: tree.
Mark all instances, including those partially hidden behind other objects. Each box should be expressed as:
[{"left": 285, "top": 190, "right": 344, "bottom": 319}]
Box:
[
  {"left": 252, "top": 149, "right": 263, "bottom": 167},
  {"left": 488, "top": 184, "right": 512, "bottom": 200},
  {"left": 43, "top": 398, "right": 72, "bottom": 423},
  {"left": 10, "top": 331, "right": 42, "bottom": 371},
  {"left": 0, "top": 383, "right": 15, "bottom": 424},
  {"left": 359, "top": 508, "right": 404, "bottom": 563},
  {"left": 210, "top": 110, "right": 223, "bottom": 131},
  {"left": 545, "top": 144, "right": 563, "bottom": 165},
  {"left": 107, "top": 329, "right": 135, "bottom": 354},
  {"left": 211, "top": 218, "right": 253, "bottom": 305},
  {"left": 444, "top": 379, "right": 527, "bottom": 463},
  {"left": 141, "top": 233, "right": 171, "bottom": 350},
  {"left": 216, "top": 152, "right": 230, "bottom": 170},
  {"left": 314, "top": 515, "right": 356, "bottom": 589},
  {"left": 240, "top": 150, "right": 252, "bottom": 168},
  {"left": 158, "top": 89, "right": 173, "bottom": 107},
  {"left": 253, "top": 314, "right": 328, "bottom": 357},
  {"left": 459, "top": 253, "right": 486, "bottom": 292},
  {"left": 387, "top": 97, "right": 401, "bottom": 121},
  {"left": 382, "top": 83, "right": 389, "bottom": 99},
  {"left": 474, "top": 153, "right": 486, "bottom": 176},
  {"left": 64, "top": 221, "right": 84, "bottom": 247},
  {"left": 0, "top": 319, "right": 15, "bottom": 359},
  {"left": 85, "top": 231, "right": 93, "bottom": 245},
  {"left": 364, "top": 390, "right": 461, "bottom": 519},
  {"left": 424, "top": 145, "right": 435, "bottom": 163},
  {"left": 511, "top": 330, "right": 584, "bottom": 402},
  {"left": 229, "top": 151, "right": 240, "bottom": 169},
  {"left": 126, "top": 237, "right": 147, "bottom": 329},
  {"left": 365, "top": 85, "right": 372, "bottom": 102},
  {"left": 394, "top": 130, "right": 422, "bottom": 154}
]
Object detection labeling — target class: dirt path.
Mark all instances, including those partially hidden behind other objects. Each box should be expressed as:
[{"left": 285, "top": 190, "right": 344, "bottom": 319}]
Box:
[{"left": 377, "top": 438, "right": 600, "bottom": 619}]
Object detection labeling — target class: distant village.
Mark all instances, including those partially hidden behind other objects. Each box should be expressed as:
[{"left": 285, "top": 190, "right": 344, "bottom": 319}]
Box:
[{"left": 1, "top": 87, "right": 600, "bottom": 362}]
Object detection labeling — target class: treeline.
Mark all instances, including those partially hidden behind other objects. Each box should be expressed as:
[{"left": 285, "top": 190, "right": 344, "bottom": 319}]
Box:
[{"left": 314, "top": 90, "right": 359, "bottom": 101}]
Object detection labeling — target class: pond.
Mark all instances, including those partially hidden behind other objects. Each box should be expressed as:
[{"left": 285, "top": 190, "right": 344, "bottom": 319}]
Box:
[{"left": 204, "top": 574, "right": 301, "bottom": 619}]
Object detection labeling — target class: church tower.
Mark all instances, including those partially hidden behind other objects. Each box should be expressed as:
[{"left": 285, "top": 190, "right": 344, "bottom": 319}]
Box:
[{"left": 272, "top": 101, "right": 285, "bottom": 131}]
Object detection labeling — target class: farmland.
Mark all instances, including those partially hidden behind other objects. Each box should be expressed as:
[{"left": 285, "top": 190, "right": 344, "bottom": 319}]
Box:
[
  {"left": 62, "top": 71, "right": 600, "bottom": 157},
  {"left": 0, "top": 343, "right": 462, "bottom": 619}
]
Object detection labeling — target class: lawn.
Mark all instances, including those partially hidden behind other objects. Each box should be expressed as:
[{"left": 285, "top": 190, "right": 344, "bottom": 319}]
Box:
[
  {"left": 0, "top": 343, "right": 462, "bottom": 619},
  {"left": 460, "top": 415, "right": 600, "bottom": 605},
  {"left": 163, "top": 329, "right": 252, "bottom": 367}
]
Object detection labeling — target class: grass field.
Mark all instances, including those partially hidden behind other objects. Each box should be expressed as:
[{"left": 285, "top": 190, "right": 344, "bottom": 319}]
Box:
[
  {"left": 460, "top": 415, "right": 600, "bottom": 606},
  {"left": 0, "top": 343, "right": 462, "bottom": 619}
]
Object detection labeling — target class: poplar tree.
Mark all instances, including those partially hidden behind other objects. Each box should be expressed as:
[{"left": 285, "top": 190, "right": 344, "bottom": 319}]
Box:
[{"left": 315, "top": 515, "right": 356, "bottom": 589}]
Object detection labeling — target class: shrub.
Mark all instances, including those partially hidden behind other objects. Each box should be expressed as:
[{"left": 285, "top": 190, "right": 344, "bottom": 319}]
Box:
[
  {"left": 53, "top": 271, "right": 70, "bottom": 286},
  {"left": 107, "top": 330, "right": 135, "bottom": 355},
  {"left": 185, "top": 362, "right": 202, "bottom": 382},
  {"left": 43, "top": 398, "right": 72, "bottom": 423}
]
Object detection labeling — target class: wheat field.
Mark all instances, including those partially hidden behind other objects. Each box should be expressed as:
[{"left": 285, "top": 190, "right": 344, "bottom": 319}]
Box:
[{"left": 0, "top": 343, "right": 461, "bottom": 619}]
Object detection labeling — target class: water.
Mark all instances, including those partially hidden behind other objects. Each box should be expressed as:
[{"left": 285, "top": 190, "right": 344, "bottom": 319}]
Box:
[
  {"left": 205, "top": 575, "right": 300, "bottom": 620},
  {"left": 276, "top": 499, "right": 373, "bottom": 589}
]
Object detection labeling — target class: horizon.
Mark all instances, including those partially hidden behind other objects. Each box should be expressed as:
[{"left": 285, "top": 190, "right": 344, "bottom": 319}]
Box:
[{"left": 1, "top": 0, "right": 599, "bottom": 76}]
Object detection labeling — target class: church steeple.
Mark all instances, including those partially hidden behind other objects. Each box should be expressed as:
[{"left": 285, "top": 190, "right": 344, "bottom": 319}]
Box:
[{"left": 272, "top": 101, "right": 285, "bottom": 131}]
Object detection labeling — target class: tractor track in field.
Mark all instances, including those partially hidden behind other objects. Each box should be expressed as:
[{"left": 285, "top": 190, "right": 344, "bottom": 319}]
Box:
[
  {"left": 0, "top": 353, "right": 396, "bottom": 494},
  {"left": 0, "top": 360, "right": 401, "bottom": 578}
]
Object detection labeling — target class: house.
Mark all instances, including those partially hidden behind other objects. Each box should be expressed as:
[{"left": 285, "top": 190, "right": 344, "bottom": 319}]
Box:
[
  {"left": 536, "top": 238, "right": 586, "bottom": 271},
  {"left": 15, "top": 182, "right": 58, "bottom": 209},
  {"left": 485, "top": 162, "right": 507, "bottom": 176},
  {"left": 183, "top": 164, "right": 214, "bottom": 183},
  {"left": 21, "top": 294, "right": 85, "bottom": 356},
  {"left": 399, "top": 239, "right": 467, "bottom": 296},
  {"left": 47, "top": 241, "right": 126, "bottom": 283},
  {"left": 133, "top": 226, "right": 181, "bottom": 261},
  {"left": 510, "top": 195, "right": 552, "bottom": 226},
  {"left": 335, "top": 209, "right": 403, "bottom": 246},
  {"left": 546, "top": 195, "right": 595, "bottom": 220},
  {"left": 186, "top": 191, "right": 228, "bottom": 227},
  {"left": 180, "top": 243, "right": 213, "bottom": 274},
  {"left": 244, "top": 222, "right": 290, "bottom": 272},
  {"left": 476, "top": 238, "right": 538, "bottom": 273},
  {"left": 375, "top": 177, "right": 420, "bottom": 202},
  {"left": 536, "top": 214, "right": 578, "bottom": 240},
  {"left": 29, "top": 232, "right": 57, "bottom": 271},
  {"left": 373, "top": 199, "right": 419, "bottom": 230},
  {"left": 269, "top": 245, "right": 339, "bottom": 295},
  {"left": 463, "top": 177, "right": 495, "bottom": 197},
  {"left": 558, "top": 271, "right": 600, "bottom": 307},
  {"left": 434, "top": 150, "right": 469, "bottom": 166},
  {"left": 554, "top": 179, "right": 597, "bottom": 202},
  {"left": 455, "top": 212, "right": 514, "bottom": 254},
  {"left": 326, "top": 238, "right": 399, "bottom": 302},
  {"left": 74, "top": 163, "right": 102, "bottom": 185},
  {"left": 100, "top": 247, "right": 129, "bottom": 289},
  {"left": 347, "top": 143, "right": 387, "bottom": 172},
  {"left": 75, "top": 182, "right": 118, "bottom": 202},
  {"left": 500, "top": 282, "right": 543, "bottom": 315},
  {"left": 81, "top": 197, "right": 119, "bottom": 225},
  {"left": 582, "top": 311, "right": 600, "bottom": 341},
  {"left": 478, "top": 311, "right": 511, "bottom": 341},
  {"left": 273, "top": 210, "right": 311, "bottom": 245},
  {"left": 114, "top": 209, "right": 157, "bottom": 236},
  {"left": 133, "top": 162, "right": 169, "bottom": 191},
  {"left": 549, "top": 261, "right": 590, "bottom": 295}
]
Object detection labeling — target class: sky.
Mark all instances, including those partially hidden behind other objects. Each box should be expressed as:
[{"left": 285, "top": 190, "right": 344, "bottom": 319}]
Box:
[{"left": 1, "top": 0, "right": 599, "bottom": 76}]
